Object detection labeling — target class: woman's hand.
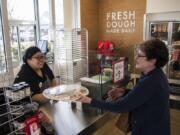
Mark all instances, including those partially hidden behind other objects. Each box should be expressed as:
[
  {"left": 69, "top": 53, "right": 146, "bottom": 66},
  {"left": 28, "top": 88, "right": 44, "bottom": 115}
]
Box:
[
  {"left": 108, "top": 88, "right": 125, "bottom": 100},
  {"left": 77, "top": 94, "right": 92, "bottom": 104}
]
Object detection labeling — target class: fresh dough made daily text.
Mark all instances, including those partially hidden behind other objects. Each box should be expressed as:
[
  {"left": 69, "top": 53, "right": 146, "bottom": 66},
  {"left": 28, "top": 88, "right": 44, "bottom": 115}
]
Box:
[{"left": 106, "top": 11, "right": 136, "bottom": 33}]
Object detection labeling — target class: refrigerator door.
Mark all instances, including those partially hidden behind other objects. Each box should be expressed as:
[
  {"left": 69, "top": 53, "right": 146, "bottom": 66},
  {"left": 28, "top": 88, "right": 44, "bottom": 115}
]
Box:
[
  {"left": 169, "top": 22, "right": 180, "bottom": 80},
  {"left": 172, "top": 22, "right": 180, "bottom": 45},
  {"left": 150, "top": 22, "right": 169, "bottom": 45}
]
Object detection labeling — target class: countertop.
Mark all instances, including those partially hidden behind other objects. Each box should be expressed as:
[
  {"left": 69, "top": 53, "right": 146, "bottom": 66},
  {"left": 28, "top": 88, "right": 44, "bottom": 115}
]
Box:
[
  {"left": 39, "top": 77, "right": 180, "bottom": 135},
  {"left": 39, "top": 94, "right": 180, "bottom": 135},
  {"left": 40, "top": 102, "right": 113, "bottom": 135}
]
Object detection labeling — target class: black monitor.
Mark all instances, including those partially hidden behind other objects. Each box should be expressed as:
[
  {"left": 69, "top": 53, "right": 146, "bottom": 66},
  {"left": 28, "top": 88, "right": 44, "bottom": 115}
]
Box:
[{"left": 37, "top": 40, "right": 48, "bottom": 54}]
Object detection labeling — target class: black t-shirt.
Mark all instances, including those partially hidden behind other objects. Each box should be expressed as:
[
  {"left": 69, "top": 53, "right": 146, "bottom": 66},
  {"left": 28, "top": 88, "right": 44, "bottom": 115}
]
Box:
[{"left": 14, "top": 63, "right": 55, "bottom": 96}]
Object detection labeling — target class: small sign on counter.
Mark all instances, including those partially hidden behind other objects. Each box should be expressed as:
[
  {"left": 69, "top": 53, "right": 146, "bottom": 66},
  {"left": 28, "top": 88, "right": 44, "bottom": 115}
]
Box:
[{"left": 112, "top": 57, "right": 128, "bottom": 83}]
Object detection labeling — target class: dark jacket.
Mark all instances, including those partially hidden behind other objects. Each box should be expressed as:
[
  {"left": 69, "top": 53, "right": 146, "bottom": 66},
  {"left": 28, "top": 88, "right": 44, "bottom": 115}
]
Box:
[{"left": 91, "top": 68, "right": 170, "bottom": 135}]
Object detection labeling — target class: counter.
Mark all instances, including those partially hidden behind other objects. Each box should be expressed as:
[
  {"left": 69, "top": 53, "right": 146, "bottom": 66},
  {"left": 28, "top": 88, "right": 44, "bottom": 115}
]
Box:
[
  {"left": 39, "top": 94, "right": 180, "bottom": 135},
  {"left": 39, "top": 75, "right": 180, "bottom": 135},
  {"left": 40, "top": 102, "right": 113, "bottom": 135}
]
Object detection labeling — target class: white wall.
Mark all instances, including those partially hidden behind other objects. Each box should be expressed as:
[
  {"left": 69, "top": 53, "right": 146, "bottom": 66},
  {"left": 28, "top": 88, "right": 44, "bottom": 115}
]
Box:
[
  {"left": 63, "top": 0, "right": 73, "bottom": 28},
  {"left": 146, "top": 0, "right": 180, "bottom": 13},
  {"left": 63, "top": 0, "right": 80, "bottom": 28}
]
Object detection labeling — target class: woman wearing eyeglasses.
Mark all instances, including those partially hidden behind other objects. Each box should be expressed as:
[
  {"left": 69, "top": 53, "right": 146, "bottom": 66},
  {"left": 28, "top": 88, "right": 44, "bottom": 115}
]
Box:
[
  {"left": 14, "top": 46, "right": 57, "bottom": 104},
  {"left": 78, "top": 39, "right": 170, "bottom": 135}
]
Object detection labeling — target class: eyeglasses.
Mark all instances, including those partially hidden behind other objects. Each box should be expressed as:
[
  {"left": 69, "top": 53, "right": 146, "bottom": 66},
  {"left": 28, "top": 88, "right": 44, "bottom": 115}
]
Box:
[
  {"left": 31, "top": 55, "right": 45, "bottom": 60},
  {"left": 135, "top": 54, "right": 146, "bottom": 58},
  {"left": 135, "top": 48, "right": 146, "bottom": 58}
]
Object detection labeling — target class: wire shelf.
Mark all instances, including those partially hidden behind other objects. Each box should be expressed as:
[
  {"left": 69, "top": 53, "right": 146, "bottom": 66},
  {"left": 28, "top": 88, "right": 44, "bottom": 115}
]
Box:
[{"left": 0, "top": 56, "right": 35, "bottom": 135}]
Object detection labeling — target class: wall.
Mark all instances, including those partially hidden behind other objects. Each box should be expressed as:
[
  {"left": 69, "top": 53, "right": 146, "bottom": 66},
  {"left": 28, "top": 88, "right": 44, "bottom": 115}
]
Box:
[
  {"left": 81, "top": 0, "right": 146, "bottom": 72},
  {"left": 80, "top": 0, "right": 99, "bottom": 74},
  {"left": 146, "top": 0, "right": 180, "bottom": 13},
  {"left": 80, "top": 0, "right": 99, "bottom": 50},
  {"left": 63, "top": 0, "right": 73, "bottom": 28}
]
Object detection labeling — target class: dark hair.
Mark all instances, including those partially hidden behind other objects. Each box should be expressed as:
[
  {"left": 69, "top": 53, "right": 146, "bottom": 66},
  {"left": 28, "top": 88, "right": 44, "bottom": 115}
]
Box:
[
  {"left": 139, "top": 38, "right": 169, "bottom": 68},
  {"left": 23, "top": 46, "right": 41, "bottom": 63}
]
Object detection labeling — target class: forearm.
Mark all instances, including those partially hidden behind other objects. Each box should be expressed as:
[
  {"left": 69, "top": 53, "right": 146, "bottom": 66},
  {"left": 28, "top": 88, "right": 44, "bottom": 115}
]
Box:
[
  {"left": 32, "top": 93, "right": 49, "bottom": 104},
  {"left": 91, "top": 82, "right": 155, "bottom": 113},
  {"left": 51, "top": 79, "right": 57, "bottom": 87},
  {"left": 91, "top": 98, "right": 128, "bottom": 113}
]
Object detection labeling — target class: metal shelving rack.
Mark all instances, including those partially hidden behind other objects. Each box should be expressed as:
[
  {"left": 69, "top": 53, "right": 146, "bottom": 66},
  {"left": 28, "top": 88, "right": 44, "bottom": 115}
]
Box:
[
  {"left": 0, "top": 56, "right": 34, "bottom": 135},
  {"left": 0, "top": 86, "right": 34, "bottom": 135}
]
